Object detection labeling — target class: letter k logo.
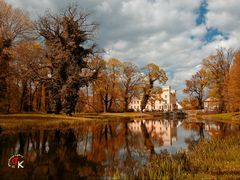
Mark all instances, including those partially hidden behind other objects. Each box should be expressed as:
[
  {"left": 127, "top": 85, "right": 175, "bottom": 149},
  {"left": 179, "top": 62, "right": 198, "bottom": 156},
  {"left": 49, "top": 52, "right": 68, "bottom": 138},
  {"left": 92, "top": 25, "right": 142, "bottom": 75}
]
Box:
[{"left": 18, "top": 161, "right": 24, "bottom": 168}]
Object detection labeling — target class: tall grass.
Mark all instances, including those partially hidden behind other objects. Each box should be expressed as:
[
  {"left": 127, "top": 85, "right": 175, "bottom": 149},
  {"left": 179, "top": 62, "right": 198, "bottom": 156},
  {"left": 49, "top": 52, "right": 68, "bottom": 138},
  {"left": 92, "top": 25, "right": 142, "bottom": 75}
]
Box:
[
  {"left": 117, "top": 133, "right": 240, "bottom": 179},
  {"left": 136, "top": 152, "right": 188, "bottom": 180},
  {"left": 188, "top": 134, "right": 240, "bottom": 175}
]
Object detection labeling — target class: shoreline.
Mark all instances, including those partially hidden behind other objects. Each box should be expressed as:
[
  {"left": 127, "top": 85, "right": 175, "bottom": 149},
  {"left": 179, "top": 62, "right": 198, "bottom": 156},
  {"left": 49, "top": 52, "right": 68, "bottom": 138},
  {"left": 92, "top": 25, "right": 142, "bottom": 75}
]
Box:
[
  {"left": 200, "top": 112, "right": 240, "bottom": 124},
  {"left": 0, "top": 112, "right": 152, "bottom": 130}
]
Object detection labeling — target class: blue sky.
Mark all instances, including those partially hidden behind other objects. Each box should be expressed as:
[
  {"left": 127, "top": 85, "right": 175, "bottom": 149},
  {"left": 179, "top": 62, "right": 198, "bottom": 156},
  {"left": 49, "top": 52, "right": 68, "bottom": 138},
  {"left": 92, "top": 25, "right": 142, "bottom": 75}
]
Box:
[
  {"left": 195, "top": 0, "right": 229, "bottom": 43},
  {"left": 196, "top": 0, "right": 208, "bottom": 25},
  {"left": 6, "top": 0, "right": 240, "bottom": 100}
]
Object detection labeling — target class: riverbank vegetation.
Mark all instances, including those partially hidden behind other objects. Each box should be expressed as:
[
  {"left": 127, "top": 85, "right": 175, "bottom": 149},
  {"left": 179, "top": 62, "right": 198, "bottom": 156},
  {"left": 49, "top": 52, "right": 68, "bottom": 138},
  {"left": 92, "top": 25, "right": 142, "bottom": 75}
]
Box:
[{"left": 121, "top": 133, "right": 240, "bottom": 179}]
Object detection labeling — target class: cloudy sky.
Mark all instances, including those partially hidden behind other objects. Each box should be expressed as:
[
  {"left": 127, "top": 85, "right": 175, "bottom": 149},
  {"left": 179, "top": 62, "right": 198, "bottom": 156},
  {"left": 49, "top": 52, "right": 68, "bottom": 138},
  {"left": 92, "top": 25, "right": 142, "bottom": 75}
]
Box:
[{"left": 6, "top": 0, "right": 240, "bottom": 100}]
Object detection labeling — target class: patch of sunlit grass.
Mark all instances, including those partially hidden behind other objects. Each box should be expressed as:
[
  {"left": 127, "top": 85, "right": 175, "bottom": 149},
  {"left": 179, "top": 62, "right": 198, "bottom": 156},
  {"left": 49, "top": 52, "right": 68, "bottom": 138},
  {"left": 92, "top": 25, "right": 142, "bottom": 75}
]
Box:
[
  {"left": 0, "top": 112, "right": 150, "bottom": 130},
  {"left": 0, "top": 113, "right": 102, "bottom": 130},
  {"left": 203, "top": 112, "right": 240, "bottom": 124}
]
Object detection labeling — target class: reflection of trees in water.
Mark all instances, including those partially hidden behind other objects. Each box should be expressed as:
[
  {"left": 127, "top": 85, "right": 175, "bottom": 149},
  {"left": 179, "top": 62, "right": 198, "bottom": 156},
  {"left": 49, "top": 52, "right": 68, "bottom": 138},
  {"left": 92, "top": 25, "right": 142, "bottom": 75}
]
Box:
[
  {"left": 183, "top": 121, "right": 239, "bottom": 138},
  {"left": 183, "top": 121, "right": 240, "bottom": 150},
  {"left": 199, "top": 122, "right": 205, "bottom": 140},
  {"left": 184, "top": 122, "right": 205, "bottom": 149},
  {"left": 140, "top": 121, "right": 155, "bottom": 154},
  {"left": 0, "top": 119, "right": 179, "bottom": 178},
  {"left": 0, "top": 129, "right": 102, "bottom": 179}
]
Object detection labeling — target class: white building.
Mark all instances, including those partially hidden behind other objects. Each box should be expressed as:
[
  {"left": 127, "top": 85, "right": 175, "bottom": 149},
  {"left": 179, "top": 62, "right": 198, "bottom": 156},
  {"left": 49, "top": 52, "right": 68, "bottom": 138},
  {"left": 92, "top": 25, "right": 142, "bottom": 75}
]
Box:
[
  {"left": 128, "top": 86, "right": 177, "bottom": 112},
  {"left": 203, "top": 97, "right": 219, "bottom": 111}
]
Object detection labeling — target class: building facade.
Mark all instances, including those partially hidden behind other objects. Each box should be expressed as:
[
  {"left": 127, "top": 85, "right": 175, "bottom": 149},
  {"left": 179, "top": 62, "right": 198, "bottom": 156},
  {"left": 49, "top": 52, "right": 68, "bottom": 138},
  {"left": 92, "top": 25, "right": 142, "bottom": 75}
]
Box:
[
  {"left": 128, "top": 86, "right": 177, "bottom": 112},
  {"left": 204, "top": 97, "right": 219, "bottom": 111}
]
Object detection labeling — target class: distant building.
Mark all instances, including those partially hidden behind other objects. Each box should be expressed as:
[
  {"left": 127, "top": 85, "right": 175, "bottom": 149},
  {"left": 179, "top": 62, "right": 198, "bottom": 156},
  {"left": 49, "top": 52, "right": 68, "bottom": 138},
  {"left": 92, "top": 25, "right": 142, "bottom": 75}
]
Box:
[
  {"left": 204, "top": 97, "right": 219, "bottom": 111},
  {"left": 128, "top": 86, "right": 177, "bottom": 112}
]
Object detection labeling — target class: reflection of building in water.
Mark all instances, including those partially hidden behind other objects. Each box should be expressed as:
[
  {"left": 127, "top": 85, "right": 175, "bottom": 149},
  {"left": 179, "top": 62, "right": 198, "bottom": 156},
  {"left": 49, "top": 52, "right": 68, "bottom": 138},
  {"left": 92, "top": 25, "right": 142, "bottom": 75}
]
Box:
[
  {"left": 204, "top": 123, "right": 238, "bottom": 137},
  {"left": 129, "top": 119, "right": 177, "bottom": 146}
]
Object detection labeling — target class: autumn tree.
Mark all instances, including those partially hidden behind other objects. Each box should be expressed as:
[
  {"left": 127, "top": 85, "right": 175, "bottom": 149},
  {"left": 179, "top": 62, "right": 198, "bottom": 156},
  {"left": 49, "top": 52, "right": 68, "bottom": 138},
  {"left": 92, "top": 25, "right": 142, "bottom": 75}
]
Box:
[
  {"left": 140, "top": 63, "right": 167, "bottom": 111},
  {"left": 12, "top": 41, "right": 46, "bottom": 112},
  {"left": 94, "top": 58, "right": 122, "bottom": 112},
  {"left": 0, "top": 0, "right": 33, "bottom": 112},
  {"left": 121, "top": 62, "right": 142, "bottom": 112},
  {"left": 35, "top": 6, "right": 102, "bottom": 115},
  {"left": 183, "top": 68, "right": 208, "bottom": 109},
  {"left": 202, "top": 48, "right": 234, "bottom": 112},
  {"left": 228, "top": 50, "right": 240, "bottom": 112}
]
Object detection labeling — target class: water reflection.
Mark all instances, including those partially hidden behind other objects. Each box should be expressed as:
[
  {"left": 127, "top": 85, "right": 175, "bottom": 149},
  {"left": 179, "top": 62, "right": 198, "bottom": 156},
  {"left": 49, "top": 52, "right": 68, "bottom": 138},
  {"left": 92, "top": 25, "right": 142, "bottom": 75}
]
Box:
[{"left": 0, "top": 118, "right": 239, "bottom": 179}]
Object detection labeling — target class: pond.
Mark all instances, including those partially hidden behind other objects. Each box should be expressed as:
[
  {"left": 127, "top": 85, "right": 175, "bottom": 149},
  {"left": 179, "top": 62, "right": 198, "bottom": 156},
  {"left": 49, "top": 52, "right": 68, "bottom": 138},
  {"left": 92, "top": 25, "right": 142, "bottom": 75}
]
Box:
[{"left": 0, "top": 118, "right": 239, "bottom": 179}]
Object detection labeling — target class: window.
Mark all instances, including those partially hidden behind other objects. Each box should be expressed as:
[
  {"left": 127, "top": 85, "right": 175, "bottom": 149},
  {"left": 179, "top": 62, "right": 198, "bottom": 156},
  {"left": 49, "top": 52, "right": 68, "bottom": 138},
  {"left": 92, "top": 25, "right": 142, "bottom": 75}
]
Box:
[{"left": 165, "top": 95, "right": 167, "bottom": 98}]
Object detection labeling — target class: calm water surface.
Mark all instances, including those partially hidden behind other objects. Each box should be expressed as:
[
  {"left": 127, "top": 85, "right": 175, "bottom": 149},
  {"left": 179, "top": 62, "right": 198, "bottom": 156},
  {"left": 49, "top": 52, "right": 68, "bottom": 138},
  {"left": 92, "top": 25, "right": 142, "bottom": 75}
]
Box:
[{"left": 0, "top": 118, "right": 239, "bottom": 179}]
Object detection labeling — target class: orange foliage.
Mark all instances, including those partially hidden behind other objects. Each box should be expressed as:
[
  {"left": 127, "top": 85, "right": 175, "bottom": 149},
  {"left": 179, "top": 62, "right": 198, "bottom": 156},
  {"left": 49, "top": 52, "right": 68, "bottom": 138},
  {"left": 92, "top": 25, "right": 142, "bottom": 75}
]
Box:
[{"left": 228, "top": 50, "right": 240, "bottom": 111}]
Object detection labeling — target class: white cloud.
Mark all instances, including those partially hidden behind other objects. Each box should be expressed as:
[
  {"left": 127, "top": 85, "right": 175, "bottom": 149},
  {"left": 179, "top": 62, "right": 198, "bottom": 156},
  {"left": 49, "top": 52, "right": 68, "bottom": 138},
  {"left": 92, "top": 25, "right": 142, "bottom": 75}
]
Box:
[
  {"left": 206, "top": 0, "right": 240, "bottom": 32},
  {"left": 113, "top": 40, "right": 128, "bottom": 50},
  {"left": 97, "top": 1, "right": 112, "bottom": 14}
]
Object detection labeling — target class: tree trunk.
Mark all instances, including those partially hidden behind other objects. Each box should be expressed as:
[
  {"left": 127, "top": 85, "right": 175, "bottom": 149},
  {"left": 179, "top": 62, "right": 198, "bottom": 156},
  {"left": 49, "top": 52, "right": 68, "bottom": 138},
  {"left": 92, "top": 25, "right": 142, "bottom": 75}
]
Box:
[
  {"left": 40, "top": 83, "right": 46, "bottom": 112},
  {"left": 103, "top": 94, "right": 108, "bottom": 113},
  {"left": 141, "top": 80, "right": 154, "bottom": 111},
  {"left": 124, "top": 97, "right": 129, "bottom": 112},
  {"left": 20, "top": 81, "right": 27, "bottom": 112}
]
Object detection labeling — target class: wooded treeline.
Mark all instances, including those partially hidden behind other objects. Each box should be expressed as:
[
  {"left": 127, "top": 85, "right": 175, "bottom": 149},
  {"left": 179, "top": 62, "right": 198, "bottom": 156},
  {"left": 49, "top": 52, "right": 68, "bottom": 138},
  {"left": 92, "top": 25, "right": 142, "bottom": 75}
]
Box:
[
  {"left": 183, "top": 48, "right": 240, "bottom": 112},
  {"left": 0, "top": 1, "right": 167, "bottom": 115}
]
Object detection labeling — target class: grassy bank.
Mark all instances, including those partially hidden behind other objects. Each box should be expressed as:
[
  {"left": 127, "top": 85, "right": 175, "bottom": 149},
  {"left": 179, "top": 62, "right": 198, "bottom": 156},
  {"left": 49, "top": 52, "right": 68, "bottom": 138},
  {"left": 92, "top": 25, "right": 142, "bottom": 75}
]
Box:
[
  {"left": 203, "top": 112, "right": 240, "bottom": 124},
  {"left": 0, "top": 114, "right": 89, "bottom": 130},
  {"left": 120, "top": 133, "right": 240, "bottom": 179},
  {"left": 0, "top": 112, "right": 151, "bottom": 130}
]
